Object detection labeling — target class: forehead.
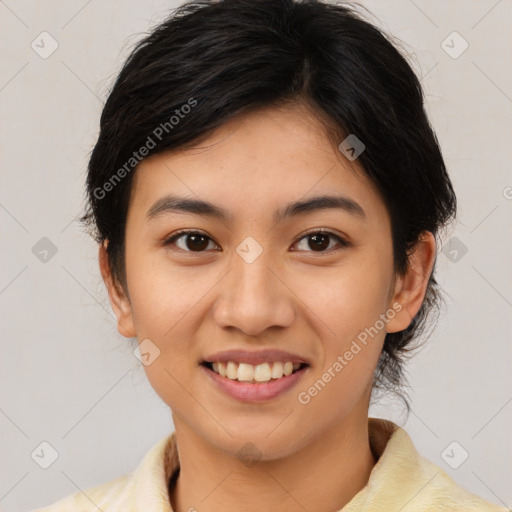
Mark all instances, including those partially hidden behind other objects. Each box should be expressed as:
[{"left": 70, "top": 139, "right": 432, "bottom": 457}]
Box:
[{"left": 128, "top": 104, "right": 388, "bottom": 229}]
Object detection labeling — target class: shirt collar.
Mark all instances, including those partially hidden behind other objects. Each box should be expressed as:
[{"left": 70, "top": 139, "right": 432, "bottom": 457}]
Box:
[
  {"left": 126, "top": 417, "right": 505, "bottom": 511},
  {"left": 129, "top": 417, "right": 398, "bottom": 511}
]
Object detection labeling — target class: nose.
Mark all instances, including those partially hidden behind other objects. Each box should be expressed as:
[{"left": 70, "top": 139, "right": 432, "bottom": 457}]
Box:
[{"left": 212, "top": 247, "right": 295, "bottom": 337}]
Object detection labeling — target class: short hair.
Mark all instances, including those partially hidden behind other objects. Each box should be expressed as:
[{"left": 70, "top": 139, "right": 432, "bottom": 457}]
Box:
[{"left": 80, "top": 0, "right": 457, "bottom": 409}]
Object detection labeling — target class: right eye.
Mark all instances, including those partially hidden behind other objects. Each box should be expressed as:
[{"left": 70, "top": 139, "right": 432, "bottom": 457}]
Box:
[{"left": 163, "top": 230, "right": 220, "bottom": 253}]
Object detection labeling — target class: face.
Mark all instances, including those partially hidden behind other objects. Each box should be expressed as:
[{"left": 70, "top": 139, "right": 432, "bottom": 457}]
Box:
[{"left": 101, "top": 102, "right": 433, "bottom": 460}]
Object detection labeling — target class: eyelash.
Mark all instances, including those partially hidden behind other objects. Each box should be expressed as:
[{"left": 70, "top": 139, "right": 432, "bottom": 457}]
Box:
[{"left": 162, "top": 228, "right": 350, "bottom": 255}]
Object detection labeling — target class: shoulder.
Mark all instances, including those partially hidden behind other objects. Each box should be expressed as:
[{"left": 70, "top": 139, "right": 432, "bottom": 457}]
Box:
[
  {"left": 411, "top": 449, "right": 508, "bottom": 511},
  {"left": 389, "top": 422, "right": 508, "bottom": 511},
  {"left": 31, "top": 432, "right": 178, "bottom": 512},
  {"left": 31, "top": 473, "right": 135, "bottom": 512},
  {"left": 354, "top": 419, "right": 510, "bottom": 512}
]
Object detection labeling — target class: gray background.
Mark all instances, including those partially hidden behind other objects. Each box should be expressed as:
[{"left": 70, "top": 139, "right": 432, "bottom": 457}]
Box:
[{"left": 0, "top": 1, "right": 511, "bottom": 510}]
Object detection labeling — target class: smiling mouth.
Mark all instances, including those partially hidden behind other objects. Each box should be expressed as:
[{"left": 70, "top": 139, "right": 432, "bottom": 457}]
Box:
[{"left": 201, "top": 361, "right": 308, "bottom": 384}]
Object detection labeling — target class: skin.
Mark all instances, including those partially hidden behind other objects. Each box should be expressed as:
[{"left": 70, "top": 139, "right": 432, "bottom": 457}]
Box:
[{"left": 99, "top": 102, "right": 436, "bottom": 512}]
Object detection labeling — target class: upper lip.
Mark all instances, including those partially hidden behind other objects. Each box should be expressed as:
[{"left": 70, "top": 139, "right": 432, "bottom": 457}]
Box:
[{"left": 202, "top": 349, "right": 310, "bottom": 366}]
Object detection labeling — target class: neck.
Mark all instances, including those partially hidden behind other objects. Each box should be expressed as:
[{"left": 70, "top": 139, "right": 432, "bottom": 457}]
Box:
[{"left": 169, "top": 413, "right": 376, "bottom": 512}]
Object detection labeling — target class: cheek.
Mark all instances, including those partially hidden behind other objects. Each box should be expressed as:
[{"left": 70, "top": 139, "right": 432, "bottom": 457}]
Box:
[
  {"left": 296, "top": 248, "right": 392, "bottom": 391},
  {"left": 124, "top": 250, "right": 200, "bottom": 398},
  {"left": 295, "top": 267, "right": 389, "bottom": 421},
  {"left": 125, "top": 246, "right": 202, "bottom": 338},
  {"left": 297, "top": 249, "right": 394, "bottom": 341}
]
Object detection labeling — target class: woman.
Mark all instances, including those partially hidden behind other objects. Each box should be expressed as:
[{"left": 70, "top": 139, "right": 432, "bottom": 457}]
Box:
[{"left": 35, "top": 0, "right": 507, "bottom": 510}]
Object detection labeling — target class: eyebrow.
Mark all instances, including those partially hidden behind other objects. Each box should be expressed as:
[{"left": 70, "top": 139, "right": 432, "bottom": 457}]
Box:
[{"left": 146, "top": 193, "right": 367, "bottom": 223}]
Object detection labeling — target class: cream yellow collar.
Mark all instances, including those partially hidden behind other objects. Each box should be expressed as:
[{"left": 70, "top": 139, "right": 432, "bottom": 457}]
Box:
[{"left": 37, "top": 417, "right": 508, "bottom": 511}]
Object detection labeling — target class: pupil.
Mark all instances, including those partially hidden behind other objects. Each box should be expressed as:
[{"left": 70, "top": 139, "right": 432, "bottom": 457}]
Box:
[
  {"left": 187, "top": 234, "right": 209, "bottom": 251},
  {"left": 309, "top": 233, "right": 329, "bottom": 251}
]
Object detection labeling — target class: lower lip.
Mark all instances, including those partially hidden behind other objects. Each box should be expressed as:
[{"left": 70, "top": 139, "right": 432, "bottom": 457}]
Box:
[{"left": 200, "top": 364, "right": 308, "bottom": 403}]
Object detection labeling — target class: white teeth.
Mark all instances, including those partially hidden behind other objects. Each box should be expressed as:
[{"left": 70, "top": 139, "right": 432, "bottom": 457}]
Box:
[
  {"left": 254, "top": 363, "right": 272, "bottom": 382},
  {"left": 209, "top": 361, "right": 304, "bottom": 382},
  {"left": 226, "top": 361, "right": 238, "bottom": 379},
  {"left": 237, "top": 363, "right": 254, "bottom": 382},
  {"left": 271, "top": 361, "right": 284, "bottom": 378}
]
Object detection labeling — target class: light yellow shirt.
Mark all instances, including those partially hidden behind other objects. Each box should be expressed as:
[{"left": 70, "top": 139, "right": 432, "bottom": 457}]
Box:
[{"left": 34, "top": 418, "right": 509, "bottom": 511}]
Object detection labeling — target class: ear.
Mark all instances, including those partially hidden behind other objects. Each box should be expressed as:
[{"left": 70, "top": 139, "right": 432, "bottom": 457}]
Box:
[
  {"left": 386, "top": 231, "right": 437, "bottom": 333},
  {"left": 99, "top": 240, "right": 136, "bottom": 338}
]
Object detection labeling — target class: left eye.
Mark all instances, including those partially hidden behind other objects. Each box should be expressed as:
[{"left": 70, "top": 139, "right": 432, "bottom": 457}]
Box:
[{"left": 293, "top": 231, "right": 349, "bottom": 253}]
